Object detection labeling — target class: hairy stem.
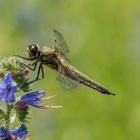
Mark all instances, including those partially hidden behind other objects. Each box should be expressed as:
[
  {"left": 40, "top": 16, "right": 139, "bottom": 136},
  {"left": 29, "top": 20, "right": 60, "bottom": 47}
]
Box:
[{"left": 5, "top": 104, "right": 12, "bottom": 130}]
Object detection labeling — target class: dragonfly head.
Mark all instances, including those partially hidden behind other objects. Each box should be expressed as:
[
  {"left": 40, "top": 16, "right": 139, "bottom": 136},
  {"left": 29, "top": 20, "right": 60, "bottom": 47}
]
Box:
[{"left": 27, "top": 44, "right": 40, "bottom": 59}]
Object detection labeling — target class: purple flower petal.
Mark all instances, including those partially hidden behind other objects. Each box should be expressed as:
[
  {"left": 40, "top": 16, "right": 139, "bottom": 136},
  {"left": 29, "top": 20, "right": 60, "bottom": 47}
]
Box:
[
  {"left": 0, "top": 82, "right": 7, "bottom": 101},
  {"left": 11, "top": 124, "right": 28, "bottom": 139},
  {"left": 4, "top": 73, "right": 12, "bottom": 87},
  {"left": 19, "top": 90, "right": 46, "bottom": 108},
  {"left": 0, "top": 88, "right": 6, "bottom": 101},
  {"left": 21, "top": 90, "right": 45, "bottom": 102},
  {"left": 19, "top": 90, "right": 60, "bottom": 109},
  {"left": 0, "top": 73, "right": 17, "bottom": 103},
  {"left": 0, "top": 82, "right": 6, "bottom": 89},
  {"left": 0, "top": 127, "right": 11, "bottom": 140},
  {"left": 5, "top": 83, "right": 17, "bottom": 103}
]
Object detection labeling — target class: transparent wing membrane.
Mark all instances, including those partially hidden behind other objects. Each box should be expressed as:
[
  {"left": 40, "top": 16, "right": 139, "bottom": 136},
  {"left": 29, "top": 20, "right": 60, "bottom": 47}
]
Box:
[
  {"left": 53, "top": 29, "right": 69, "bottom": 54},
  {"left": 57, "top": 73, "right": 78, "bottom": 90}
]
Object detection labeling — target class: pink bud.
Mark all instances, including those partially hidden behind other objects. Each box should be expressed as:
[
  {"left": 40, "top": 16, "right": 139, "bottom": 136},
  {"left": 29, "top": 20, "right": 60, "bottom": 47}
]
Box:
[
  {"left": 15, "top": 101, "right": 28, "bottom": 109},
  {"left": 22, "top": 68, "right": 29, "bottom": 77},
  {"left": 0, "top": 71, "right": 4, "bottom": 78}
]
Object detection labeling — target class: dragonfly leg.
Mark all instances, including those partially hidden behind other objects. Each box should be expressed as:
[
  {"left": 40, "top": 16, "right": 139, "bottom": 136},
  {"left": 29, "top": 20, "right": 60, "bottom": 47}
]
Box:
[
  {"left": 35, "top": 62, "right": 44, "bottom": 80},
  {"left": 41, "top": 64, "right": 44, "bottom": 79},
  {"left": 13, "top": 55, "right": 36, "bottom": 61},
  {"left": 17, "top": 62, "right": 44, "bottom": 92},
  {"left": 19, "top": 60, "right": 38, "bottom": 71}
]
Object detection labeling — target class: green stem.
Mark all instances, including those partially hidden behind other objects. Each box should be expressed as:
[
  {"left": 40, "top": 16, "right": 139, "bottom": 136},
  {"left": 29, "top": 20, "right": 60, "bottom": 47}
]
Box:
[{"left": 5, "top": 104, "right": 11, "bottom": 130}]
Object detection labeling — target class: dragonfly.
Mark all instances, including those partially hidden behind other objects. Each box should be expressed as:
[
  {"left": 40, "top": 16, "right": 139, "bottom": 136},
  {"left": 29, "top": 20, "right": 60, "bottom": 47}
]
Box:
[{"left": 15, "top": 30, "right": 115, "bottom": 95}]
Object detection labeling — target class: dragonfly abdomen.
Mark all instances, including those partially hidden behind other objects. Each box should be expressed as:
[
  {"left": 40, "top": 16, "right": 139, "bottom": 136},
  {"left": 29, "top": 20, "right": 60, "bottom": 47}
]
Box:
[{"left": 61, "top": 63, "right": 115, "bottom": 95}]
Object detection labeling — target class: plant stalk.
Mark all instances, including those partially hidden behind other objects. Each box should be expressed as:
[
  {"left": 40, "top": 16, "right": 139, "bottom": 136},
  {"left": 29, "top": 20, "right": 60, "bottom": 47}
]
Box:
[{"left": 5, "top": 104, "right": 11, "bottom": 130}]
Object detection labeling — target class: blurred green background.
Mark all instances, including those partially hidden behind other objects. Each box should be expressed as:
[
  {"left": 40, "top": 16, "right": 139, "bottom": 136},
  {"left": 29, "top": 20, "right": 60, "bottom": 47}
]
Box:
[{"left": 0, "top": 0, "right": 140, "bottom": 139}]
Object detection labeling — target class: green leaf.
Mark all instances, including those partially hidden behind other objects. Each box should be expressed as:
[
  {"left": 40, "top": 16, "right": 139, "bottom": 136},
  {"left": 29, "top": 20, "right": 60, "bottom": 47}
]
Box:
[
  {"left": 13, "top": 101, "right": 30, "bottom": 123},
  {"left": 0, "top": 107, "right": 5, "bottom": 120}
]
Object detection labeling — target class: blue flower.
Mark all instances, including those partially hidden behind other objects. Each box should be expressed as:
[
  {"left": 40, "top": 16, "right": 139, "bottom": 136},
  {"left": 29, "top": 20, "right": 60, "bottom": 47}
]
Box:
[
  {"left": 19, "top": 90, "right": 61, "bottom": 109},
  {"left": 20, "top": 90, "right": 46, "bottom": 108},
  {"left": 0, "top": 73, "right": 17, "bottom": 103},
  {"left": 11, "top": 124, "right": 28, "bottom": 140},
  {"left": 0, "top": 124, "right": 28, "bottom": 140},
  {"left": 0, "top": 127, "right": 11, "bottom": 140}
]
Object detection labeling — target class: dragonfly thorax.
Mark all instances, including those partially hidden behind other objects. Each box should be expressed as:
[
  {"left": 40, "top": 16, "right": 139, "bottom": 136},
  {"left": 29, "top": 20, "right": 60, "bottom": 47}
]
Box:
[{"left": 42, "top": 47, "right": 53, "bottom": 56}]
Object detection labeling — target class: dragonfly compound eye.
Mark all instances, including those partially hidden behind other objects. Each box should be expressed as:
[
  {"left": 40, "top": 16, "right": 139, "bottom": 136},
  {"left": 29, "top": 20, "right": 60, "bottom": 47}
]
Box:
[{"left": 27, "top": 44, "right": 39, "bottom": 58}]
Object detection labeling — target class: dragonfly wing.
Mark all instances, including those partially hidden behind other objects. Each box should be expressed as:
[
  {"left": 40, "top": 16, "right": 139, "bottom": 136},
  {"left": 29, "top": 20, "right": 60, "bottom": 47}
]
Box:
[
  {"left": 57, "top": 73, "right": 78, "bottom": 90},
  {"left": 53, "top": 29, "right": 70, "bottom": 54}
]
